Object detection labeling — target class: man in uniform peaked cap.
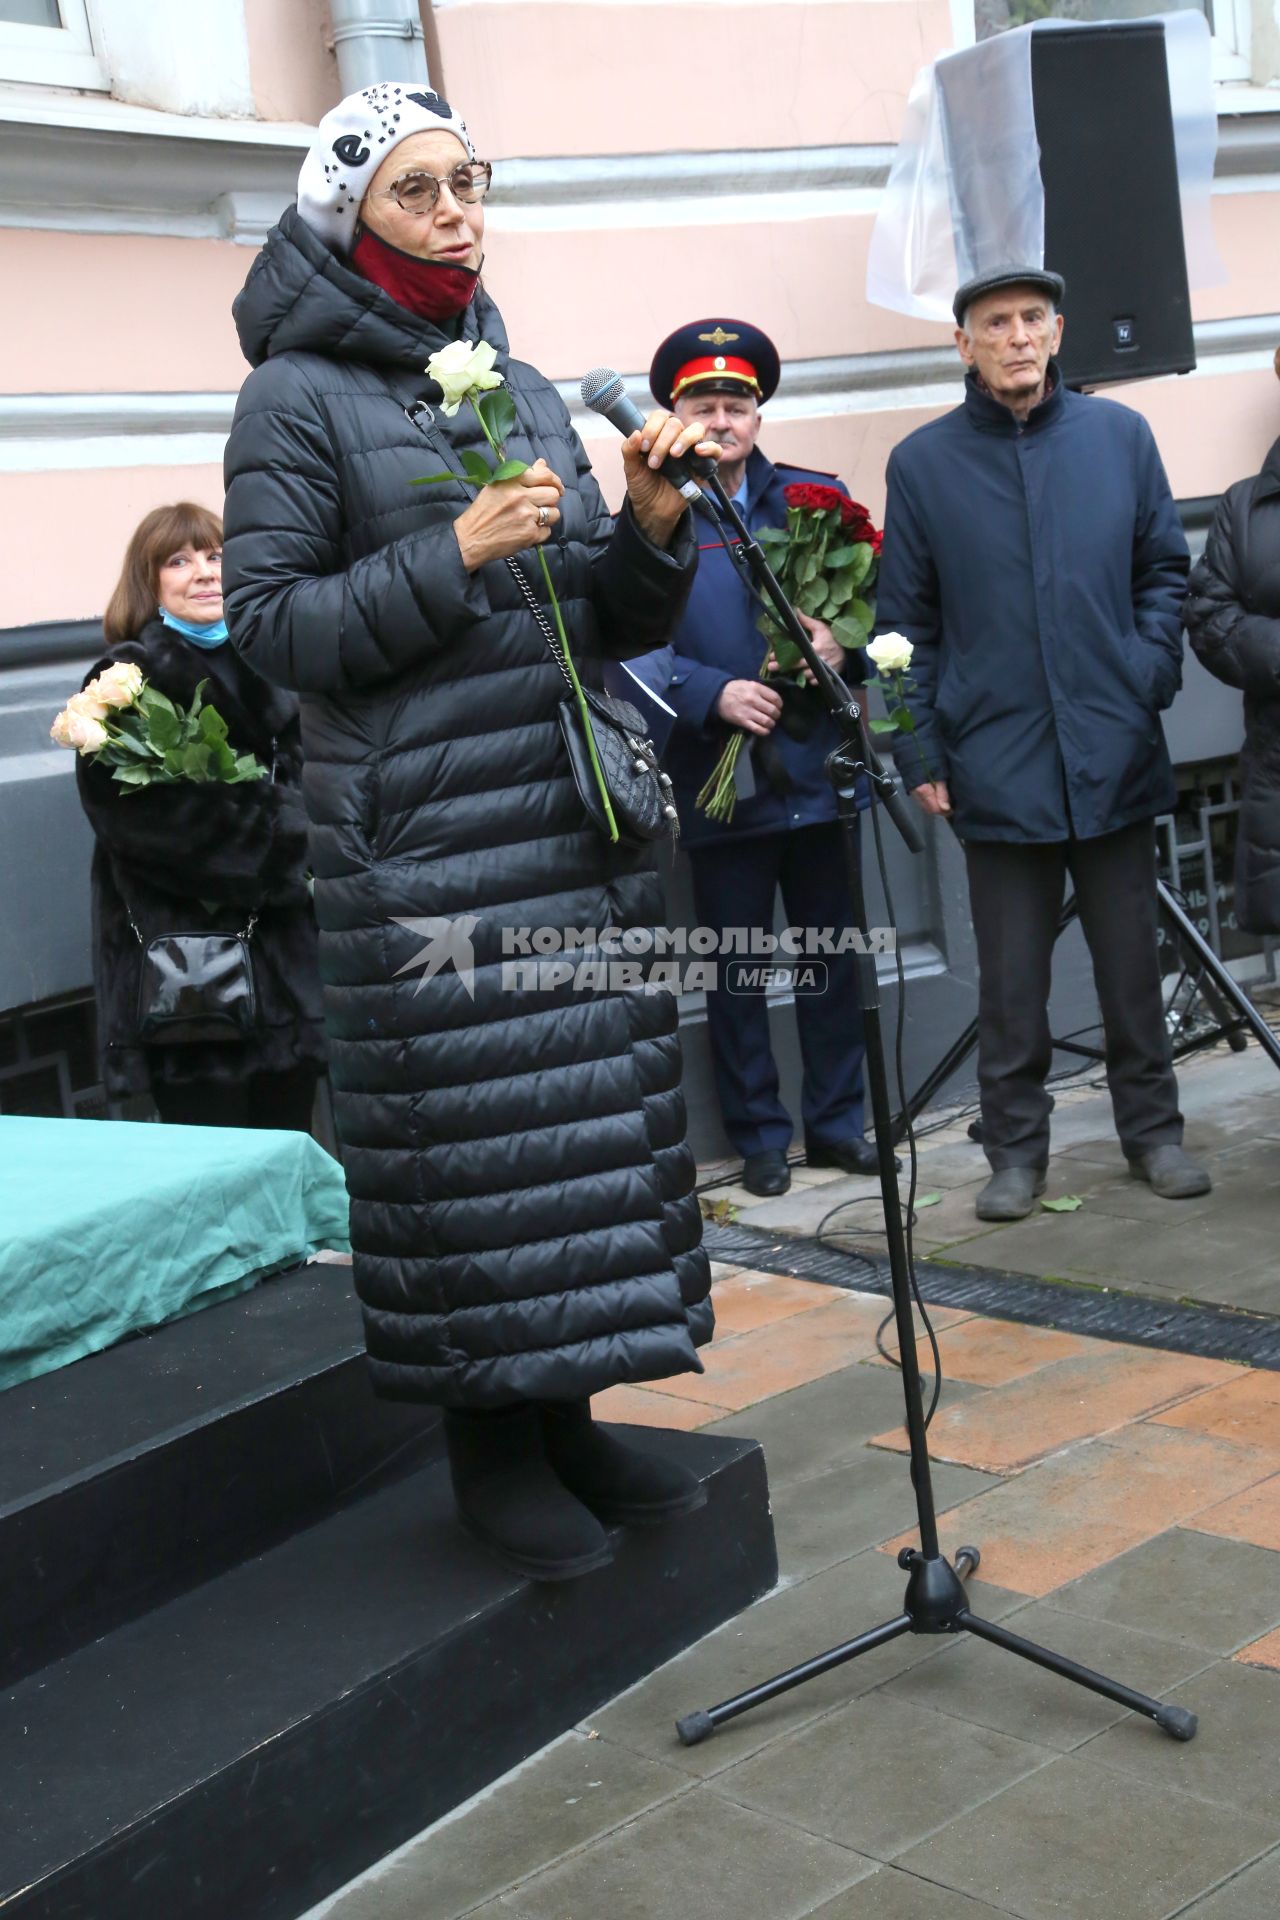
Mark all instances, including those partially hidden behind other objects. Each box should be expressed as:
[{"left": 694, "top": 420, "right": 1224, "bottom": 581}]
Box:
[{"left": 651, "top": 317, "right": 883, "bottom": 1197}]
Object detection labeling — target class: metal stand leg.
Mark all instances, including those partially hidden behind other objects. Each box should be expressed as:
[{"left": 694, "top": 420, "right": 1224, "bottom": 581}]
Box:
[{"left": 958, "top": 1612, "right": 1197, "bottom": 1740}]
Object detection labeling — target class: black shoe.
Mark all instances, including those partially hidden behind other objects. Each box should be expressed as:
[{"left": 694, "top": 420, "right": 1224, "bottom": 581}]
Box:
[
  {"left": 1127, "top": 1144, "right": 1212, "bottom": 1199},
  {"left": 806, "top": 1137, "right": 900, "bottom": 1176},
  {"left": 443, "top": 1405, "right": 614, "bottom": 1581},
  {"left": 742, "top": 1149, "right": 790, "bottom": 1196},
  {"left": 539, "top": 1401, "right": 708, "bottom": 1527},
  {"left": 975, "top": 1166, "right": 1047, "bottom": 1221}
]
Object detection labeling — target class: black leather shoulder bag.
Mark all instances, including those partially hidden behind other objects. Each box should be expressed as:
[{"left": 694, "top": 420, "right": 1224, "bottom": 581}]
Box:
[
  {"left": 129, "top": 906, "right": 259, "bottom": 1047},
  {"left": 503, "top": 555, "right": 678, "bottom": 851}
]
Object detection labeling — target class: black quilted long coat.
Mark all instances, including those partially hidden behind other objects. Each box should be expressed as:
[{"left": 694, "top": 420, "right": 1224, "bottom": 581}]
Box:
[
  {"left": 1184, "top": 438, "right": 1280, "bottom": 934},
  {"left": 222, "top": 207, "right": 713, "bottom": 1407}
]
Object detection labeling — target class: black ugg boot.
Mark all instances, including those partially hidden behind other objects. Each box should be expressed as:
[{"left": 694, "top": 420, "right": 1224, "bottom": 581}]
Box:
[
  {"left": 538, "top": 1401, "right": 708, "bottom": 1527},
  {"left": 443, "top": 1405, "right": 614, "bottom": 1581}
]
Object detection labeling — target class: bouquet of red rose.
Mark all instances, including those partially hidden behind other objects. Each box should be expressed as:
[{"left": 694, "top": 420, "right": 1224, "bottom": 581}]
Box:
[{"left": 696, "top": 483, "right": 881, "bottom": 823}]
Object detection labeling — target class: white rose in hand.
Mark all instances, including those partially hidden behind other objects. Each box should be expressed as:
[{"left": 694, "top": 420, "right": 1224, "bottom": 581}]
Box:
[
  {"left": 67, "top": 685, "right": 110, "bottom": 723},
  {"left": 90, "top": 662, "right": 144, "bottom": 709},
  {"left": 867, "top": 633, "right": 914, "bottom": 676},
  {"left": 51, "top": 704, "right": 108, "bottom": 754},
  {"left": 426, "top": 339, "right": 504, "bottom": 418}
]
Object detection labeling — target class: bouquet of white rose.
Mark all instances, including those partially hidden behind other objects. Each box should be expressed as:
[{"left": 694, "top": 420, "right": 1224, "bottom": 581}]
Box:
[{"left": 51, "top": 662, "right": 266, "bottom": 792}]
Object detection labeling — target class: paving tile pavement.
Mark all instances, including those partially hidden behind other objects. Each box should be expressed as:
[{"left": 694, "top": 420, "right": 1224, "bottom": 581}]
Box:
[
  {"left": 1150, "top": 1371, "right": 1280, "bottom": 1455},
  {"left": 489, "top": 1786, "right": 878, "bottom": 1920},
  {"left": 1048, "top": 1529, "right": 1280, "bottom": 1654},
  {"left": 584, "top": 1550, "right": 1026, "bottom": 1783},
  {"left": 305, "top": 1243, "right": 1280, "bottom": 1920},
  {"left": 711, "top": 1692, "right": 1053, "bottom": 1860},
  {"left": 1186, "top": 1474, "right": 1280, "bottom": 1553},
  {"left": 1085, "top": 1660, "right": 1280, "bottom": 1822},
  {"left": 700, "top": 1037, "right": 1280, "bottom": 1318},
  {"left": 636, "top": 1295, "right": 973, "bottom": 1413},
  {"left": 869, "top": 1348, "right": 1238, "bottom": 1474},
  {"left": 880, "top": 1426, "right": 1276, "bottom": 1596},
  {"left": 878, "top": 1601, "right": 1216, "bottom": 1752},
  {"left": 806, "top": 1870, "right": 1019, "bottom": 1920},
  {"left": 1234, "top": 1626, "right": 1280, "bottom": 1669},
  {"left": 895, "top": 1754, "right": 1278, "bottom": 1920},
  {"left": 300, "top": 1734, "right": 691, "bottom": 1920},
  {"left": 1175, "top": 1850, "right": 1280, "bottom": 1919},
  {"left": 867, "top": 1318, "right": 1094, "bottom": 1389}
]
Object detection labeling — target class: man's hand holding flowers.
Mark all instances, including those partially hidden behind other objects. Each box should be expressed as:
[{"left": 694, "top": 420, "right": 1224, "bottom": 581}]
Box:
[
  {"left": 765, "top": 611, "right": 845, "bottom": 684},
  {"left": 697, "top": 484, "right": 883, "bottom": 822}
]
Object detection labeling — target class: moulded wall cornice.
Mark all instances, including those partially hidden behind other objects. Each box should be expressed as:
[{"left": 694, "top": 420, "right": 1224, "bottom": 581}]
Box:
[
  {"left": 0, "top": 92, "right": 311, "bottom": 240},
  {"left": 2, "top": 94, "right": 1277, "bottom": 240},
  {"left": 1, "top": 314, "right": 1275, "bottom": 474}
]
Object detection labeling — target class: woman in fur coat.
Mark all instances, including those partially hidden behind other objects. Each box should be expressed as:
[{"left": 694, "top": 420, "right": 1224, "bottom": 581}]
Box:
[{"left": 76, "top": 501, "right": 325, "bottom": 1129}]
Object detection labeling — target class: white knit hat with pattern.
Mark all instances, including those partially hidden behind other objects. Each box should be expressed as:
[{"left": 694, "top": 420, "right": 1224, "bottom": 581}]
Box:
[{"left": 297, "top": 82, "right": 476, "bottom": 252}]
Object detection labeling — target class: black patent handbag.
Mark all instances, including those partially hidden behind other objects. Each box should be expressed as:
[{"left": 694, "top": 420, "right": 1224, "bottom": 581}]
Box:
[
  {"left": 505, "top": 557, "right": 679, "bottom": 851},
  {"left": 131, "top": 915, "right": 259, "bottom": 1046}
]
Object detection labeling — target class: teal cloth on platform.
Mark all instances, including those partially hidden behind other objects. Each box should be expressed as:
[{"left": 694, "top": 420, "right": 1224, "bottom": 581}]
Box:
[{"left": 0, "top": 1117, "right": 351, "bottom": 1391}]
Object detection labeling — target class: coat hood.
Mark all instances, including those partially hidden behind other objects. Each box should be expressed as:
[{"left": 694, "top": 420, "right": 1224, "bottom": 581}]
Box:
[{"left": 233, "top": 204, "right": 510, "bottom": 374}]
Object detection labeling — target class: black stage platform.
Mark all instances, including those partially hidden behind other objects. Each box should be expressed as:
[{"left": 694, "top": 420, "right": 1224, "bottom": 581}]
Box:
[{"left": 0, "top": 1265, "right": 776, "bottom": 1919}]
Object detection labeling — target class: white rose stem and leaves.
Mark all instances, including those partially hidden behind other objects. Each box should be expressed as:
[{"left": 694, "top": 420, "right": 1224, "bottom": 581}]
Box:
[
  {"left": 50, "top": 661, "right": 265, "bottom": 791},
  {"left": 864, "top": 632, "right": 935, "bottom": 784},
  {"left": 413, "top": 341, "right": 619, "bottom": 842}
]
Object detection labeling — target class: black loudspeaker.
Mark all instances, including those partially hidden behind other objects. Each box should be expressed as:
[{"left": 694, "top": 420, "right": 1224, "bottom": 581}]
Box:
[
  {"left": 937, "top": 22, "right": 1195, "bottom": 390},
  {"left": 1032, "top": 23, "right": 1194, "bottom": 388}
]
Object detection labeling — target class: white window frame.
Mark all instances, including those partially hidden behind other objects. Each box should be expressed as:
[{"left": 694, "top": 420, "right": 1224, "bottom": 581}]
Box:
[
  {"left": 1205, "top": 0, "right": 1251, "bottom": 82},
  {"left": 0, "top": 0, "right": 107, "bottom": 91},
  {"left": 948, "top": 0, "right": 1252, "bottom": 87}
]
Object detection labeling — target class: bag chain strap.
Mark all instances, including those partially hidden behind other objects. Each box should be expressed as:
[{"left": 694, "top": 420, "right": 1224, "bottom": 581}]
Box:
[
  {"left": 126, "top": 905, "right": 257, "bottom": 946},
  {"left": 504, "top": 556, "right": 576, "bottom": 696}
]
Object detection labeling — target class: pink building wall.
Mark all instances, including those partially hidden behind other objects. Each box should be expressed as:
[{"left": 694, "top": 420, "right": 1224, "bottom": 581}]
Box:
[{"left": 0, "top": 0, "right": 1276, "bottom": 629}]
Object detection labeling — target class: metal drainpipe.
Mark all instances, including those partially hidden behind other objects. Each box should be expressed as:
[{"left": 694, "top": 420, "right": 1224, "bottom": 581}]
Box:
[{"left": 328, "top": 0, "right": 431, "bottom": 92}]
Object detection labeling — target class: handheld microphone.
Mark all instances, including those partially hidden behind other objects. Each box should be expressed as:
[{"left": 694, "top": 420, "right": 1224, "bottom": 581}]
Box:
[{"left": 580, "top": 367, "right": 719, "bottom": 502}]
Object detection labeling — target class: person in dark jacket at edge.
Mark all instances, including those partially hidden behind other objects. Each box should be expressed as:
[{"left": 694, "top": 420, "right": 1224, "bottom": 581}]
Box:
[
  {"left": 647, "top": 318, "right": 882, "bottom": 1200},
  {"left": 220, "top": 85, "right": 721, "bottom": 1583},
  {"left": 1183, "top": 361, "right": 1280, "bottom": 947},
  {"left": 875, "top": 267, "right": 1211, "bottom": 1221},
  {"left": 76, "top": 503, "right": 325, "bottom": 1130}
]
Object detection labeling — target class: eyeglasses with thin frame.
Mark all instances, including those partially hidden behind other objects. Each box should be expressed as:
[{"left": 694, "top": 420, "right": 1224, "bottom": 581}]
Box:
[{"left": 372, "top": 161, "right": 493, "bottom": 216}]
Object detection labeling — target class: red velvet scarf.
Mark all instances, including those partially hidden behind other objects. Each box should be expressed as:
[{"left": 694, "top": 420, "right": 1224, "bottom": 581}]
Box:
[{"left": 351, "top": 225, "right": 480, "bottom": 321}]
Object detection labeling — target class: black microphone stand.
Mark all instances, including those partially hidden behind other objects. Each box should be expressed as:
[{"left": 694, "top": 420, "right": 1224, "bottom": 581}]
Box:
[{"left": 674, "top": 471, "right": 1198, "bottom": 1750}]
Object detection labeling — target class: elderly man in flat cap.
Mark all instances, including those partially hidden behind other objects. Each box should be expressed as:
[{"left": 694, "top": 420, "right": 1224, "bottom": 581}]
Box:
[
  {"left": 875, "top": 267, "right": 1210, "bottom": 1219},
  {"left": 651, "top": 317, "right": 884, "bottom": 1198}
]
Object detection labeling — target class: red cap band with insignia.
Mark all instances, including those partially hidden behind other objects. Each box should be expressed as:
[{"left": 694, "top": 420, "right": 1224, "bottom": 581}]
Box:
[{"left": 671, "top": 355, "right": 761, "bottom": 400}]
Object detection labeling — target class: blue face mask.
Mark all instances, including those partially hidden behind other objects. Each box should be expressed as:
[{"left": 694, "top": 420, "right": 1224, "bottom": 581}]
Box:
[{"left": 159, "top": 606, "right": 229, "bottom": 648}]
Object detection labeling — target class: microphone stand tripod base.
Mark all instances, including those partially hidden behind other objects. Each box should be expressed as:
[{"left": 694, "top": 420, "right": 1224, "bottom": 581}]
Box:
[{"left": 675, "top": 1537, "right": 1199, "bottom": 1747}]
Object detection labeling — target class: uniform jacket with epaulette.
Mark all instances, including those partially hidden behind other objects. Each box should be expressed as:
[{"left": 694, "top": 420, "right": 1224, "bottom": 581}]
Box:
[{"left": 661, "top": 447, "right": 869, "bottom": 849}]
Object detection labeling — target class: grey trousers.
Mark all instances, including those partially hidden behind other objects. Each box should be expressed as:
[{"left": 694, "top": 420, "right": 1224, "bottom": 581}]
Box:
[{"left": 964, "top": 822, "right": 1183, "bottom": 1169}]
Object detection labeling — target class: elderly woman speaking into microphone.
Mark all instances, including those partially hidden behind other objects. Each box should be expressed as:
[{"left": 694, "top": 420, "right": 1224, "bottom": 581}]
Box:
[{"left": 222, "top": 85, "right": 718, "bottom": 1583}]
